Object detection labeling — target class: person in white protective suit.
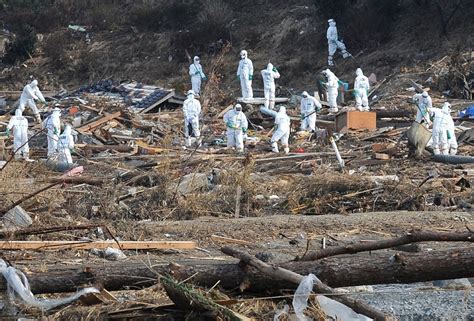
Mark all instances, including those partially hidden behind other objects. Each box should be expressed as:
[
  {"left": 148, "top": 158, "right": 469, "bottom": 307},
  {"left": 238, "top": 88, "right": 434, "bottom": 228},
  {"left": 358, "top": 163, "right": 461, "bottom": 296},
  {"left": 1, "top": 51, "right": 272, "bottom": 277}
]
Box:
[
  {"left": 19, "top": 80, "right": 46, "bottom": 123},
  {"left": 189, "top": 56, "right": 206, "bottom": 96},
  {"left": 236, "top": 50, "right": 254, "bottom": 99},
  {"left": 354, "top": 68, "right": 370, "bottom": 111},
  {"left": 261, "top": 63, "right": 280, "bottom": 109},
  {"left": 413, "top": 91, "right": 433, "bottom": 128},
  {"left": 271, "top": 106, "right": 291, "bottom": 154},
  {"left": 431, "top": 102, "right": 457, "bottom": 155},
  {"left": 6, "top": 109, "right": 31, "bottom": 161},
  {"left": 322, "top": 69, "right": 339, "bottom": 113},
  {"left": 42, "top": 107, "right": 61, "bottom": 157},
  {"left": 300, "top": 91, "right": 321, "bottom": 132},
  {"left": 57, "top": 124, "right": 75, "bottom": 165},
  {"left": 183, "top": 90, "right": 202, "bottom": 147},
  {"left": 326, "top": 19, "right": 351, "bottom": 66},
  {"left": 223, "top": 103, "right": 248, "bottom": 153}
]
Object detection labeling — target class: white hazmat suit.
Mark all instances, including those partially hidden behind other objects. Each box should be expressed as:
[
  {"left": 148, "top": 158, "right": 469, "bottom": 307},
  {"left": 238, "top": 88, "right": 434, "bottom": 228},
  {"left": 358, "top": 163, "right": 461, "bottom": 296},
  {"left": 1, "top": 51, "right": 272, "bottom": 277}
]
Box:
[
  {"left": 300, "top": 91, "right": 321, "bottom": 132},
  {"left": 261, "top": 63, "right": 280, "bottom": 109},
  {"left": 223, "top": 104, "right": 248, "bottom": 152},
  {"left": 7, "top": 109, "right": 29, "bottom": 160},
  {"left": 183, "top": 90, "right": 202, "bottom": 147},
  {"left": 19, "top": 80, "right": 45, "bottom": 123},
  {"left": 413, "top": 91, "right": 433, "bottom": 128},
  {"left": 326, "top": 19, "right": 351, "bottom": 66},
  {"left": 42, "top": 108, "right": 61, "bottom": 157},
  {"left": 189, "top": 56, "right": 206, "bottom": 95},
  {"left": 271, "top": 106, "right": 290, "bottom": 154},
  {"left": 431, "top": 102, "right": 457, "bottom": 155},
  {"left": 354, "top": 68, "right": 370, "bottom": 111},
  {"left": 323, "top": 69, "right": 339, "bottom": 113},
  {"left": 58, "top": 124, "right": 75, "bottom": 165},
  {"left": 237, "top": 50, "right": 254, "bottom": 99}
]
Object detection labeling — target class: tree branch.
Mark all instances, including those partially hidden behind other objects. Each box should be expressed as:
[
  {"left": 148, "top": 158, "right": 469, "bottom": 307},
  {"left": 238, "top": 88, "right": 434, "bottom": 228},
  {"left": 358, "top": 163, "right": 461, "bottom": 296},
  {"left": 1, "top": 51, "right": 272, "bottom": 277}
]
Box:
[{"left": 298, "top": 230, "right": 473, "bottom": 261}]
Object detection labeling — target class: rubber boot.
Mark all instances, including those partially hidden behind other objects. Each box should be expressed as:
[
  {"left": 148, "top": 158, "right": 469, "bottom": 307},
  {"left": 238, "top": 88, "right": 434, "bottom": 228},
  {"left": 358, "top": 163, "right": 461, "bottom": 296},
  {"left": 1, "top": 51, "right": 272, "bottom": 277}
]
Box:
[{"left": 271, "top": 142, "right": 279, "bottom": 153}]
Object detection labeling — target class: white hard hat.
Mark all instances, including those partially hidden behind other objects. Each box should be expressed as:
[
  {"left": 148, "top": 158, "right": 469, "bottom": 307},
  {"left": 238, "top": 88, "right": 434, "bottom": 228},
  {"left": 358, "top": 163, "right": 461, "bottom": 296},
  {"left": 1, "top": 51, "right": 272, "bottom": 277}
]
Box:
[
  {"left": 328, "top": 19, "right": 335, "bottom": 23},
  {"left": 235, "top": 103, "right": 242, "bottom": 111},
  {"left": 302, "top": 91, "right": 309, "bottom": 97},
  {"left": 240, "top": 50, "right": 247, "bottom": 56},
  {"left": 422, "top": 91, "right": 429, "bottom": 98},
  {"left": 187, "top": 90, "right": 195, "bottom": 96},
  {"left": 193, "top": 56, "right": 199, "bottom": 62}
]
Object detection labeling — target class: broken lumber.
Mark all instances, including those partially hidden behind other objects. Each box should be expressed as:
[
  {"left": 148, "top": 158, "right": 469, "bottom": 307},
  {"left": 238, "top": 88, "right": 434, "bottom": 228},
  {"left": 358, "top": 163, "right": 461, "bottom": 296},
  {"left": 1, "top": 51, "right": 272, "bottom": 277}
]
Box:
[
  {"left": 221, "top": 246, "right": 392, "bottom": 320},
  {"left": 46, "top": 176, "right": 104, "bottom": 186},
  {"left": 82, "top": 144, "right": 134, "bottom": 153},
  {"left": 211, "top": 235, "right": 252, "bottom": 246},
  {"left": 0, "top": 240, "right": 196, "bottom": 250},
  {"left": 298, "top": 230, "right": 473, "bottom": 261},
  {"left": 76, "top": 111, "right": 121, "bottom": 133},
  {"left": 7, "top": 247, "right": 473, "bottom": 295},
  {"left": 0, "top": 224, "right": 103, "bottom": 239}
]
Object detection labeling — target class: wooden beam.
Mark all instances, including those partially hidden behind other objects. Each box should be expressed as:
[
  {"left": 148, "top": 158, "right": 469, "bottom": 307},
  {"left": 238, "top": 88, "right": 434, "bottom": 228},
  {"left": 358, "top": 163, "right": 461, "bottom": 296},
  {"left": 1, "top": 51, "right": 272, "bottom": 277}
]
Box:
[
  {"left": 76, "top": 111, "right": 122, "bottom": 133},
  {"left": 0, "top": 240, "right": 196, "bottom": 250},
  {"left": 211, "top": 235, "right": 252, "bottom": 246},
  {"left": 139, "top": 91, "right": 175, "bottom": 114}
]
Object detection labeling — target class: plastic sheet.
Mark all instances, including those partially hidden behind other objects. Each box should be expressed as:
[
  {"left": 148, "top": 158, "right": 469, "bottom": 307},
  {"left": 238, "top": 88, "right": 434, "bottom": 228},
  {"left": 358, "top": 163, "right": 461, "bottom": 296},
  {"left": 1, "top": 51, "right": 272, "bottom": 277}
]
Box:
[
  {"left": 0, "top": 259, "right": 99, "bottom": 310},
  {"left": 292, "top": 274, "right": 318, "bottom": 321}
]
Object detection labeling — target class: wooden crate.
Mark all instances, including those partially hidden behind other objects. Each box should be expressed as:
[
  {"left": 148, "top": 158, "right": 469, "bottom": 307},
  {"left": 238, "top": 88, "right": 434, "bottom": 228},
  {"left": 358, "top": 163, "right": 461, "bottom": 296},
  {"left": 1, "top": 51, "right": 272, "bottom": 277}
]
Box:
[{"left": 335, "top": 111, "right": 377, "bottom": 132}]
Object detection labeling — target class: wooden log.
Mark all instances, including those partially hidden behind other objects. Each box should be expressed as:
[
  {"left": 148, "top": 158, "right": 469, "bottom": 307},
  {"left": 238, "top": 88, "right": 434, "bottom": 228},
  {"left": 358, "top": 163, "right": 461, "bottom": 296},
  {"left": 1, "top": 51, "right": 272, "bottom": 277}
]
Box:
[
  {"left": 221, "top": 246, "right": 392, "bottom": 320},
  {"left": 7, "top": 247, "right": 473, "bottom": 295},
  {"left": 298, "top": 230, "right": 474, "bottom": 261},
  {"left": 81, "top": 144, "right": 133, "bottom": 153},
  {"left": 0, "top": 240, "right": 196, "bottom": 250}
]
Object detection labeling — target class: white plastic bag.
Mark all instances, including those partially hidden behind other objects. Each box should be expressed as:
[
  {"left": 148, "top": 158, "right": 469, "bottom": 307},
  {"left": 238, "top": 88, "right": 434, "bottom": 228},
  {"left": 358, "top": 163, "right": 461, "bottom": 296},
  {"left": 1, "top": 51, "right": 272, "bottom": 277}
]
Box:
[
  {"left": 0, "top": 259, "right": 99, "bottom": 310},
  {"left": 317, "top": 295, "right": 372, "bottom": 321},
  {"left": 292, "top": 274, "right": 319, "bottom": 321}
]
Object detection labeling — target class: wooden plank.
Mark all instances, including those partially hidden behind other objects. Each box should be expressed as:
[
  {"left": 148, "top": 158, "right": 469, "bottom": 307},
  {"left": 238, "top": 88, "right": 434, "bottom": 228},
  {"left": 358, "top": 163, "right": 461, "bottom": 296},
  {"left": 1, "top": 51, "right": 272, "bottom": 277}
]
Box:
[
  {"left": 139, "top": 90, "right": 175, "bottom": 114},
  {"left": 217, "top": 104, "right": 234, "bottom": 119},
  {"left": 211, "top": 235, "right": 252, "bottom": 246},
  {"left": 76, "top": 111, "right": 121, "bottom": 133},
  {"left": 0, "top": 240, "right": 196, "bottom": 250}
]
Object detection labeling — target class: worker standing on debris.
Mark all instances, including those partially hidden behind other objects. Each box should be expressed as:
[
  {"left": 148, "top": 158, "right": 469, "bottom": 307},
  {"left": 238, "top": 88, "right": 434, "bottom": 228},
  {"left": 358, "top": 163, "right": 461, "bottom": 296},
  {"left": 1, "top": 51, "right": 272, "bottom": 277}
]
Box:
[
  {"left": 237, "top": 50, "right": 254, "bottom": 99},
  {"left": 183, "top": 90, "right": 202, "bottom": 147},
  {"left": 6, "top": 109, "right": 31, "bottom": 161},
  {"left": 322, "top": 69, "right": 339, "bottom": 113},
  {"left": 354, "top": 68, "right": 370, "bottom": 111},
  {"left": 223, "top": 103, "right": 248, "bottom": 153},
  {"left": 189, "top": 56, "right": 206, "bottom": 96},
  {"left": 300, "top": 91, "right": 321, "bottom": 132},
  {"left": 413, "top": 91, "right": 433, "bottom": 127},
  {"left": 431, "top": 102, "right": 457, "bottom": 155},
  {"left": 326, "top": 19, "right": 351, "bottom": 66},
  {"left": 42, "top": 107, "right": 61, "bottom": 157},
  {"left": 271, "top": 106, "right": 290, "bottom": 154},
  {"left": 316, "top": 71, "right": 328, "bottom": 102},
  {"left": 261, "top": 63, "right": 280, "bottom": 109},
  {"left": 19, "top": 79, "right": 46, "bottom": 123},
  {"left": 57, "top": 124, "right": 75, "bottom": 165}
]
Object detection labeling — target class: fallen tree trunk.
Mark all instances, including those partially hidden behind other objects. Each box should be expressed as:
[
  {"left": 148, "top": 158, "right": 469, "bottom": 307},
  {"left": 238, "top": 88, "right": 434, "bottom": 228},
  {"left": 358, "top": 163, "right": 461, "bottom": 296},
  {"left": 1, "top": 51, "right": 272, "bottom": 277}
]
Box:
[
  {"left": 432, "top": 154, "right": 474, "bottom": 164},
  {"left": 6, "top": 247, "right": 473, "bottom": 295},
  {"left": 298, "top": 230, "right": 473, "bottom": 261},
  {"left": 221, "top": 246, "right": 393, "bottom": 320},
  {"left": 46, "top": 176, "right": 104, "bottom": 186}
]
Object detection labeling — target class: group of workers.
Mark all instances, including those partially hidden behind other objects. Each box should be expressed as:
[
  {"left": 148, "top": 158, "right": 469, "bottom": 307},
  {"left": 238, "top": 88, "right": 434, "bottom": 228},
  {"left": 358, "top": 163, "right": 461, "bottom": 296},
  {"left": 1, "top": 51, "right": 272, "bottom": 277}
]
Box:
[
  {"left": 184, "top": 18, "right": 370, "bottom": 154},
  {"left": 412, "top": 91, "right": 458, "bottom": 155},
  {"left": 6, "top": 79, "right": 75, "bottom": 164},
  {"left": 5, "top": 19, "right": 457, "bottom": 160}
]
